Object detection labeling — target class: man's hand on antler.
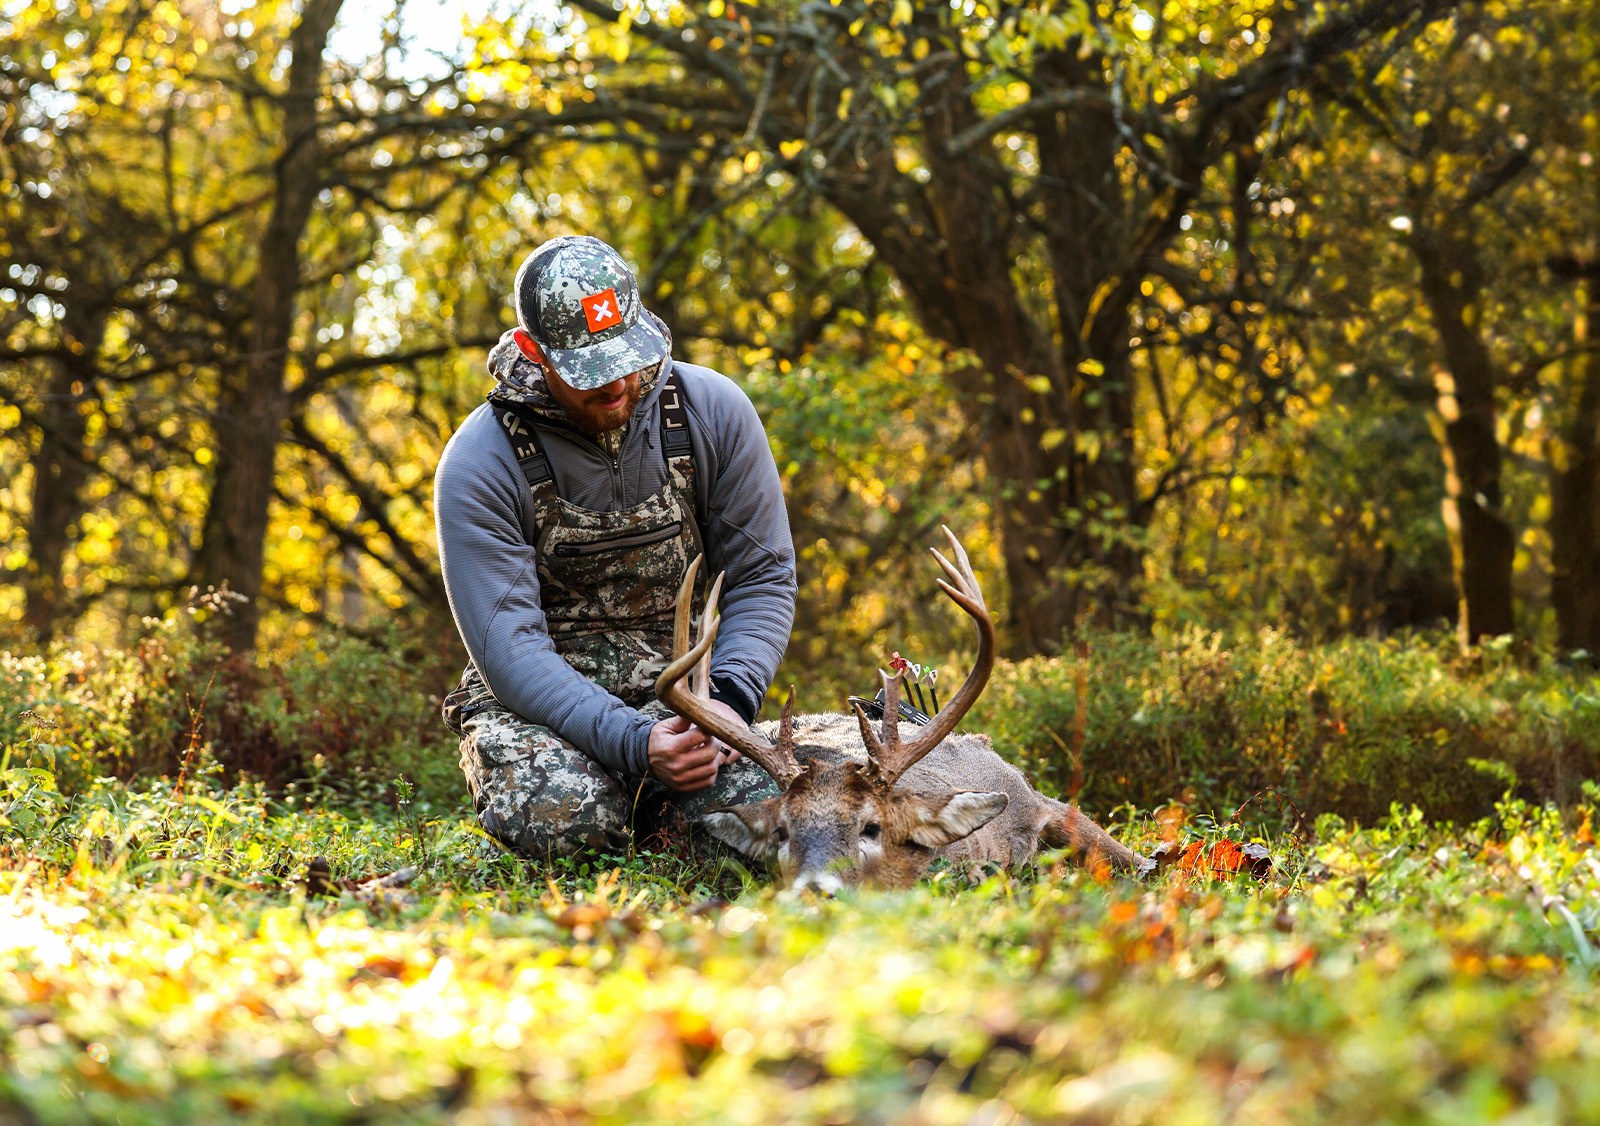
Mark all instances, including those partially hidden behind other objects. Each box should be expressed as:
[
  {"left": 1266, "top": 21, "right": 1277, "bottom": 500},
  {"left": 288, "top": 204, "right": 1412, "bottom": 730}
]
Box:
[
  {"left": 647, "top": 704, "right": 744, "bottom": 791},
  {"left": 648, "top": 716, "right": 718, "bottom": 790}
]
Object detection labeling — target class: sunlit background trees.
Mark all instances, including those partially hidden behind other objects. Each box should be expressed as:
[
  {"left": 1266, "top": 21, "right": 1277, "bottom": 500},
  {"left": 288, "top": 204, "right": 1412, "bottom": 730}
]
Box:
[{"left": 2, "top": 0, "right": 1596, "bottom": 684}]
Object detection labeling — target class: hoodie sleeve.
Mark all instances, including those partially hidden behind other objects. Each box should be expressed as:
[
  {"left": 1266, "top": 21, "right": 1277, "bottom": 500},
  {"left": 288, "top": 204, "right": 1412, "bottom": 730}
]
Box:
[
  {"left": 684, "top": 368, "right": 798, "bottom": 721},
  {"left": 434, "top": 407, "right": 656, "bottom": 776}
]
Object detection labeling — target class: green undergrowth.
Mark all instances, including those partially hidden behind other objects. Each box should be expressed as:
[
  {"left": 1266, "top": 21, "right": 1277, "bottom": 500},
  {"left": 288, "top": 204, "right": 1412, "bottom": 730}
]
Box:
[
  {"left": 973, "top": 627, "right": 1600, "bottom": 827},
  {"left": 2, "top": 767, "right": 1599, "bottom": 1125},
  {"left": 5, "top": 619, "right": 1600, "bottom": 1121},
  {"left": 8, "top": 618, "right": 1600, "bottom": 831},
  {"left": 0, "top": 611, "right": 461, "bottom": 804}
]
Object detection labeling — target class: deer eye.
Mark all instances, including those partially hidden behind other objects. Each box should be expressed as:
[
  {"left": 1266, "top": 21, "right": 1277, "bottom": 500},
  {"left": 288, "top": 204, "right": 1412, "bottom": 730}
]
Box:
[{"left": 861, "top": 822, "right": 881, "bottom": 840}]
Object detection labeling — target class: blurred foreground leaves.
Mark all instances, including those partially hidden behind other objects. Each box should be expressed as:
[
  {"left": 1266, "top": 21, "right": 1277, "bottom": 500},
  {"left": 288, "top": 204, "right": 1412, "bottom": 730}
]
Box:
[{"left": 2, "top": 778, "right": 1598, "bottom": 1125}]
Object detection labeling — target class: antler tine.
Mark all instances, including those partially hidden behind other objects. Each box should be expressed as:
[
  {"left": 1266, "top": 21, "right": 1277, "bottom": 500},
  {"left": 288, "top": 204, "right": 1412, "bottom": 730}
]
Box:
[
  {"left": 672, "top": 555, "right": 702, "bottom": 663},
  {"left": 868, "top": 526, "right": 997, "bottom": 791},
  {"left": 857, "top": 668, "right": 908, "bottom": 786},
  {"left": 930, "top": 524, "right": 986, "bottom": 617},
  {"left": 656, "top": 568, "right": 805, "bottom": 788},
  {"left": 880, "top": 664, "right": 901, "bottom": 746},
  {"left": 775, "top": 685, "right": 798, "bottom": 773},
  {"left": 693, "top": 570, "right": 724, "bottom": 702}
]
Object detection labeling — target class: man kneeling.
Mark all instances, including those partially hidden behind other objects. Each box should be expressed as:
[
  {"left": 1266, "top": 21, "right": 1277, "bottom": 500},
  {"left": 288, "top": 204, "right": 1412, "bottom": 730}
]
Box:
[{"left": 434, "top": 235, "right": 795, "bottom": 857}]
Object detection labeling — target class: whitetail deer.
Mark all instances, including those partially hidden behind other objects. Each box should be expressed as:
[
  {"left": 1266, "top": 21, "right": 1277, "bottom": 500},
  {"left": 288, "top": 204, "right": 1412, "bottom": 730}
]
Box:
[{"left": 657, "top": 528, "right": 1151, "bottom": 893}]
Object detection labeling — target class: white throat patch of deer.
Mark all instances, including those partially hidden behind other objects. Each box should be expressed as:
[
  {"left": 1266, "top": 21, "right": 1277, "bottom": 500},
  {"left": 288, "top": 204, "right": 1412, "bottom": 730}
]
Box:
[{"left": 657, "top": 527, "right": 1150, "bottom": 892}]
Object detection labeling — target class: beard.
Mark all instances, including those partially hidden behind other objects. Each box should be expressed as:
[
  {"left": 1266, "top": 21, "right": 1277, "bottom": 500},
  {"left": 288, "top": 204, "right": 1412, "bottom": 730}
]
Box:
[
  {"left": 549, "top": 373, "right": 644, "bottom": 436},
  {"left": 568, "top": 384, "right": 642, "bottom": 435}
]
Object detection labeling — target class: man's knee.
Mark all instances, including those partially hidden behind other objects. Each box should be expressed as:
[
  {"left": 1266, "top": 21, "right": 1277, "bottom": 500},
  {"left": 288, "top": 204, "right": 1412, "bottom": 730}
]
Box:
[
  {"left": 461, "top": 720, "right": 635, "bottom": 860},
  {"left": 681, "top": 755, "right": 781, "bottom": 816},
  {"left": 479, "top": 798, "right": 632, "bottom": 860},
  {"left": 718, "top": 755, "right": 782, "bottom": 805}
]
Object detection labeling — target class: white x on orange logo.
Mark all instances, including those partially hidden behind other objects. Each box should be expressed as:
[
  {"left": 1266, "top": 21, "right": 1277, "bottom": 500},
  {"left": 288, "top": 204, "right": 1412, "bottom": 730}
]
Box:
[{"left": 582, "top": 287, "right": 622, "bottom": 333}]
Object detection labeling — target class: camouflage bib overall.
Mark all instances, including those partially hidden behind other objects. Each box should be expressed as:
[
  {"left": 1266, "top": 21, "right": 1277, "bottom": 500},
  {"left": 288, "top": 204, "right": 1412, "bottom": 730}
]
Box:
[{"left": 443, "top": 378, "right": 778, "bottom": 860}]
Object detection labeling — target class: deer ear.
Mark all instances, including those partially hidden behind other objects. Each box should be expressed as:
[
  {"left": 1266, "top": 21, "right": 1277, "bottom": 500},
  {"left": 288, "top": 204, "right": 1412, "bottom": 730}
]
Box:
[
  {"left": 699, "top": 798, "right": 780, "bottom": 860},
  {"left": 906, "top": 791, "right": 1009, "bottom": 848}
]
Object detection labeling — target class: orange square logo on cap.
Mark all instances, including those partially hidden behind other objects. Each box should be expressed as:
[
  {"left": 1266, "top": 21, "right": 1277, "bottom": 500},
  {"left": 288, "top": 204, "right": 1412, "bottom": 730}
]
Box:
[{"left": 581, "top": 287, "right": 623, "bottom": 334}]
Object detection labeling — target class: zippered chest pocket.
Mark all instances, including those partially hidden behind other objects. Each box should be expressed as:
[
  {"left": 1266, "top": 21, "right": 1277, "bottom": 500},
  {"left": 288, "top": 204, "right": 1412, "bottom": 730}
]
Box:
[
  {"left": 550, "top": 520, "right": 683, "bottom": 558},
  {"left": 533, "top": 482, "right": 698, "bottom": 636}
]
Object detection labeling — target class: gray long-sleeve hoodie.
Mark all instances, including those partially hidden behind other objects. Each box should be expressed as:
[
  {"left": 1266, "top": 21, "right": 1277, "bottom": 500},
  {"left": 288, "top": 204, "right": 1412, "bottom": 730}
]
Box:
[{"left": 434, "top": 345, "right": 796, "bottom": 778}]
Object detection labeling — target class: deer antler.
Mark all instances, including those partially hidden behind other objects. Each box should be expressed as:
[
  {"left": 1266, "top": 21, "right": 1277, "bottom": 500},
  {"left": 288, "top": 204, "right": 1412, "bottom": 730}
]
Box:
[
  {"left": 656, "top": 557, "right": 804, "bottom": 787},
  {"left": 671, "top": 555, "right": 723, "bottom": 704},
  {"left": 853, "top": 526, "right": 996, "bottom": 791}
]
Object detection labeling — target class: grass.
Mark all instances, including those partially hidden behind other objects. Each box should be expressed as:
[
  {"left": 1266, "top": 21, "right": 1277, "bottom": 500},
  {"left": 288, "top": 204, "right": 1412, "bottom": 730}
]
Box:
[{"left": 3, "top": 765, "right": 1599, "bottom": 1125}]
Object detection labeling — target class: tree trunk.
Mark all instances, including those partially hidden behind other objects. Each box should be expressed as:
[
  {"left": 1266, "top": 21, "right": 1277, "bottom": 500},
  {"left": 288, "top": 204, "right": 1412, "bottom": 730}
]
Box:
[
  {"left": 23, "top": 310, "right": 104, "bottom": 644},
  {"left": 1411, "top": 223, "right": 1516, "bottom": 644},
  {"left": 1034, "top": 47, "right": 1147, "bottom": 639},
  {"left": 1550, "top": 261, "right": 1600, "bottom": 655},
  {"left": 192, "top": 0, "right": 343, "bottom": 654},
  {"left": 814, "top": 43, "right": 1146, "bottom": 655}
]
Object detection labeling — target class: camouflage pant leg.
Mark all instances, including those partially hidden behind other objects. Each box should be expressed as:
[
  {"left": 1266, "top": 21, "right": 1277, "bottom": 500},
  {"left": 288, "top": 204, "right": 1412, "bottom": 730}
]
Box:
[
  {"left": 457, "top": 695, "right": 782, "bottom": 862},
  {"left": 661, "top": 755, "right": 779, "bottom": 819},
  {"left": 458, "top": 706, "right": 636, "bottom": 860}
]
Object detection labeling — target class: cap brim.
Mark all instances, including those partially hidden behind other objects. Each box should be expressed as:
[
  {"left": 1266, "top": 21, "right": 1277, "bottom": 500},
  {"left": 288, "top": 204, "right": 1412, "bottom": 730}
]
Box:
[{"left": 543, "top": 317, "right": 669, "bottom": 391}]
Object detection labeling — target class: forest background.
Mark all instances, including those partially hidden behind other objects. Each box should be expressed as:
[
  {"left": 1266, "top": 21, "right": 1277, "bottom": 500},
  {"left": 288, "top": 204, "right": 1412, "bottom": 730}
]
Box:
[
  {"left": 2, "top": 0, "right": 1599, "bottom": 818},
  {"left": 9, "top": 6, "right": 1600, "bottom": 1122}
]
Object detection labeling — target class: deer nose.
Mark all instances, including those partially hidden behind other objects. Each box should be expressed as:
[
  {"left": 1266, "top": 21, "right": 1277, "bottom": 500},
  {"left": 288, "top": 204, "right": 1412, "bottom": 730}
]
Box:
[{"left": 790, "top": 869, "right": 845, "bottom": 898}]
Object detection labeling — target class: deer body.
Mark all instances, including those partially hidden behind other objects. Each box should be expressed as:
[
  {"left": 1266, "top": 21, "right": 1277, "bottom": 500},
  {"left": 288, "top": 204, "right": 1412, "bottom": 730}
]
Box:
[
  {"left": 703, "top": 712, "right": 1143, "bottom": 892},
  {"left": 660, "top": 528, "right": 1149, "bottom": 894}
]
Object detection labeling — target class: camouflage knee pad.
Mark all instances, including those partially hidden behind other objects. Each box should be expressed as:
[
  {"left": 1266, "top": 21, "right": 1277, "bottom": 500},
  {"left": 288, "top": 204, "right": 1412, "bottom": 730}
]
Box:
[{"left": 458, "top": 706, "right": 637, "bottom": 860}]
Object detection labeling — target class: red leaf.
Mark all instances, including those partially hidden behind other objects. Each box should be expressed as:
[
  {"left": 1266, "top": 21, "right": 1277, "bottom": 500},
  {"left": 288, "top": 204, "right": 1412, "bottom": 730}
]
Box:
[{"left": 1172, "top": 838, "right": 1275, "bottom": 879}]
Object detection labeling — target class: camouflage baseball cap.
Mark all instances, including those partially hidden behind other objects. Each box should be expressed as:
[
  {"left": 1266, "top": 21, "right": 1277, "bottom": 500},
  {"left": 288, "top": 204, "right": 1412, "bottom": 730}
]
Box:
[{"left": 513, "top": 236, "right": 669, "bottom": 391}]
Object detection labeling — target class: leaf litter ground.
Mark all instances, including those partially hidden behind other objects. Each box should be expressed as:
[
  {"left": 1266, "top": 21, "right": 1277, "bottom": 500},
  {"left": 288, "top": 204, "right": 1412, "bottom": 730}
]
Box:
[{"left": 2, "top": 779, "right": 1599, "bottom": 1125}]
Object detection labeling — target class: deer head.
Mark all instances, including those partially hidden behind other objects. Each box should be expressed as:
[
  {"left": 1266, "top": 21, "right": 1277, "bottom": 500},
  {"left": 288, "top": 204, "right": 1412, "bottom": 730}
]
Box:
[{"left": 656, "top": 527, "right": 1007, "bottom": 893}]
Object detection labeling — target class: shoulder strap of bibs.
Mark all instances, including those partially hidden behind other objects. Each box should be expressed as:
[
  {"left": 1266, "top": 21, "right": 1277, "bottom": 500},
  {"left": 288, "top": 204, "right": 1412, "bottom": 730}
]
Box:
[
  {"left": 656, "top": 371, "right": 705, "bottom": 564},
  {"left": 656, "top": 371, "right": 696, "bottom": 495},
  {"left": 486, "top": 381, "right": 700, "bottom": 517},
  {"left": 487, "top": 397, "right": 560, "bottom": 509}
]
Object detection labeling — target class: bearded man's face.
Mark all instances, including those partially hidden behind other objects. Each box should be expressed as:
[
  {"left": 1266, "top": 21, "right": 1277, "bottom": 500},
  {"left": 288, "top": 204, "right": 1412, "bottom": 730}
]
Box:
[{"left": 545, "top": 367, "right": 645, "bottom": 434}]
